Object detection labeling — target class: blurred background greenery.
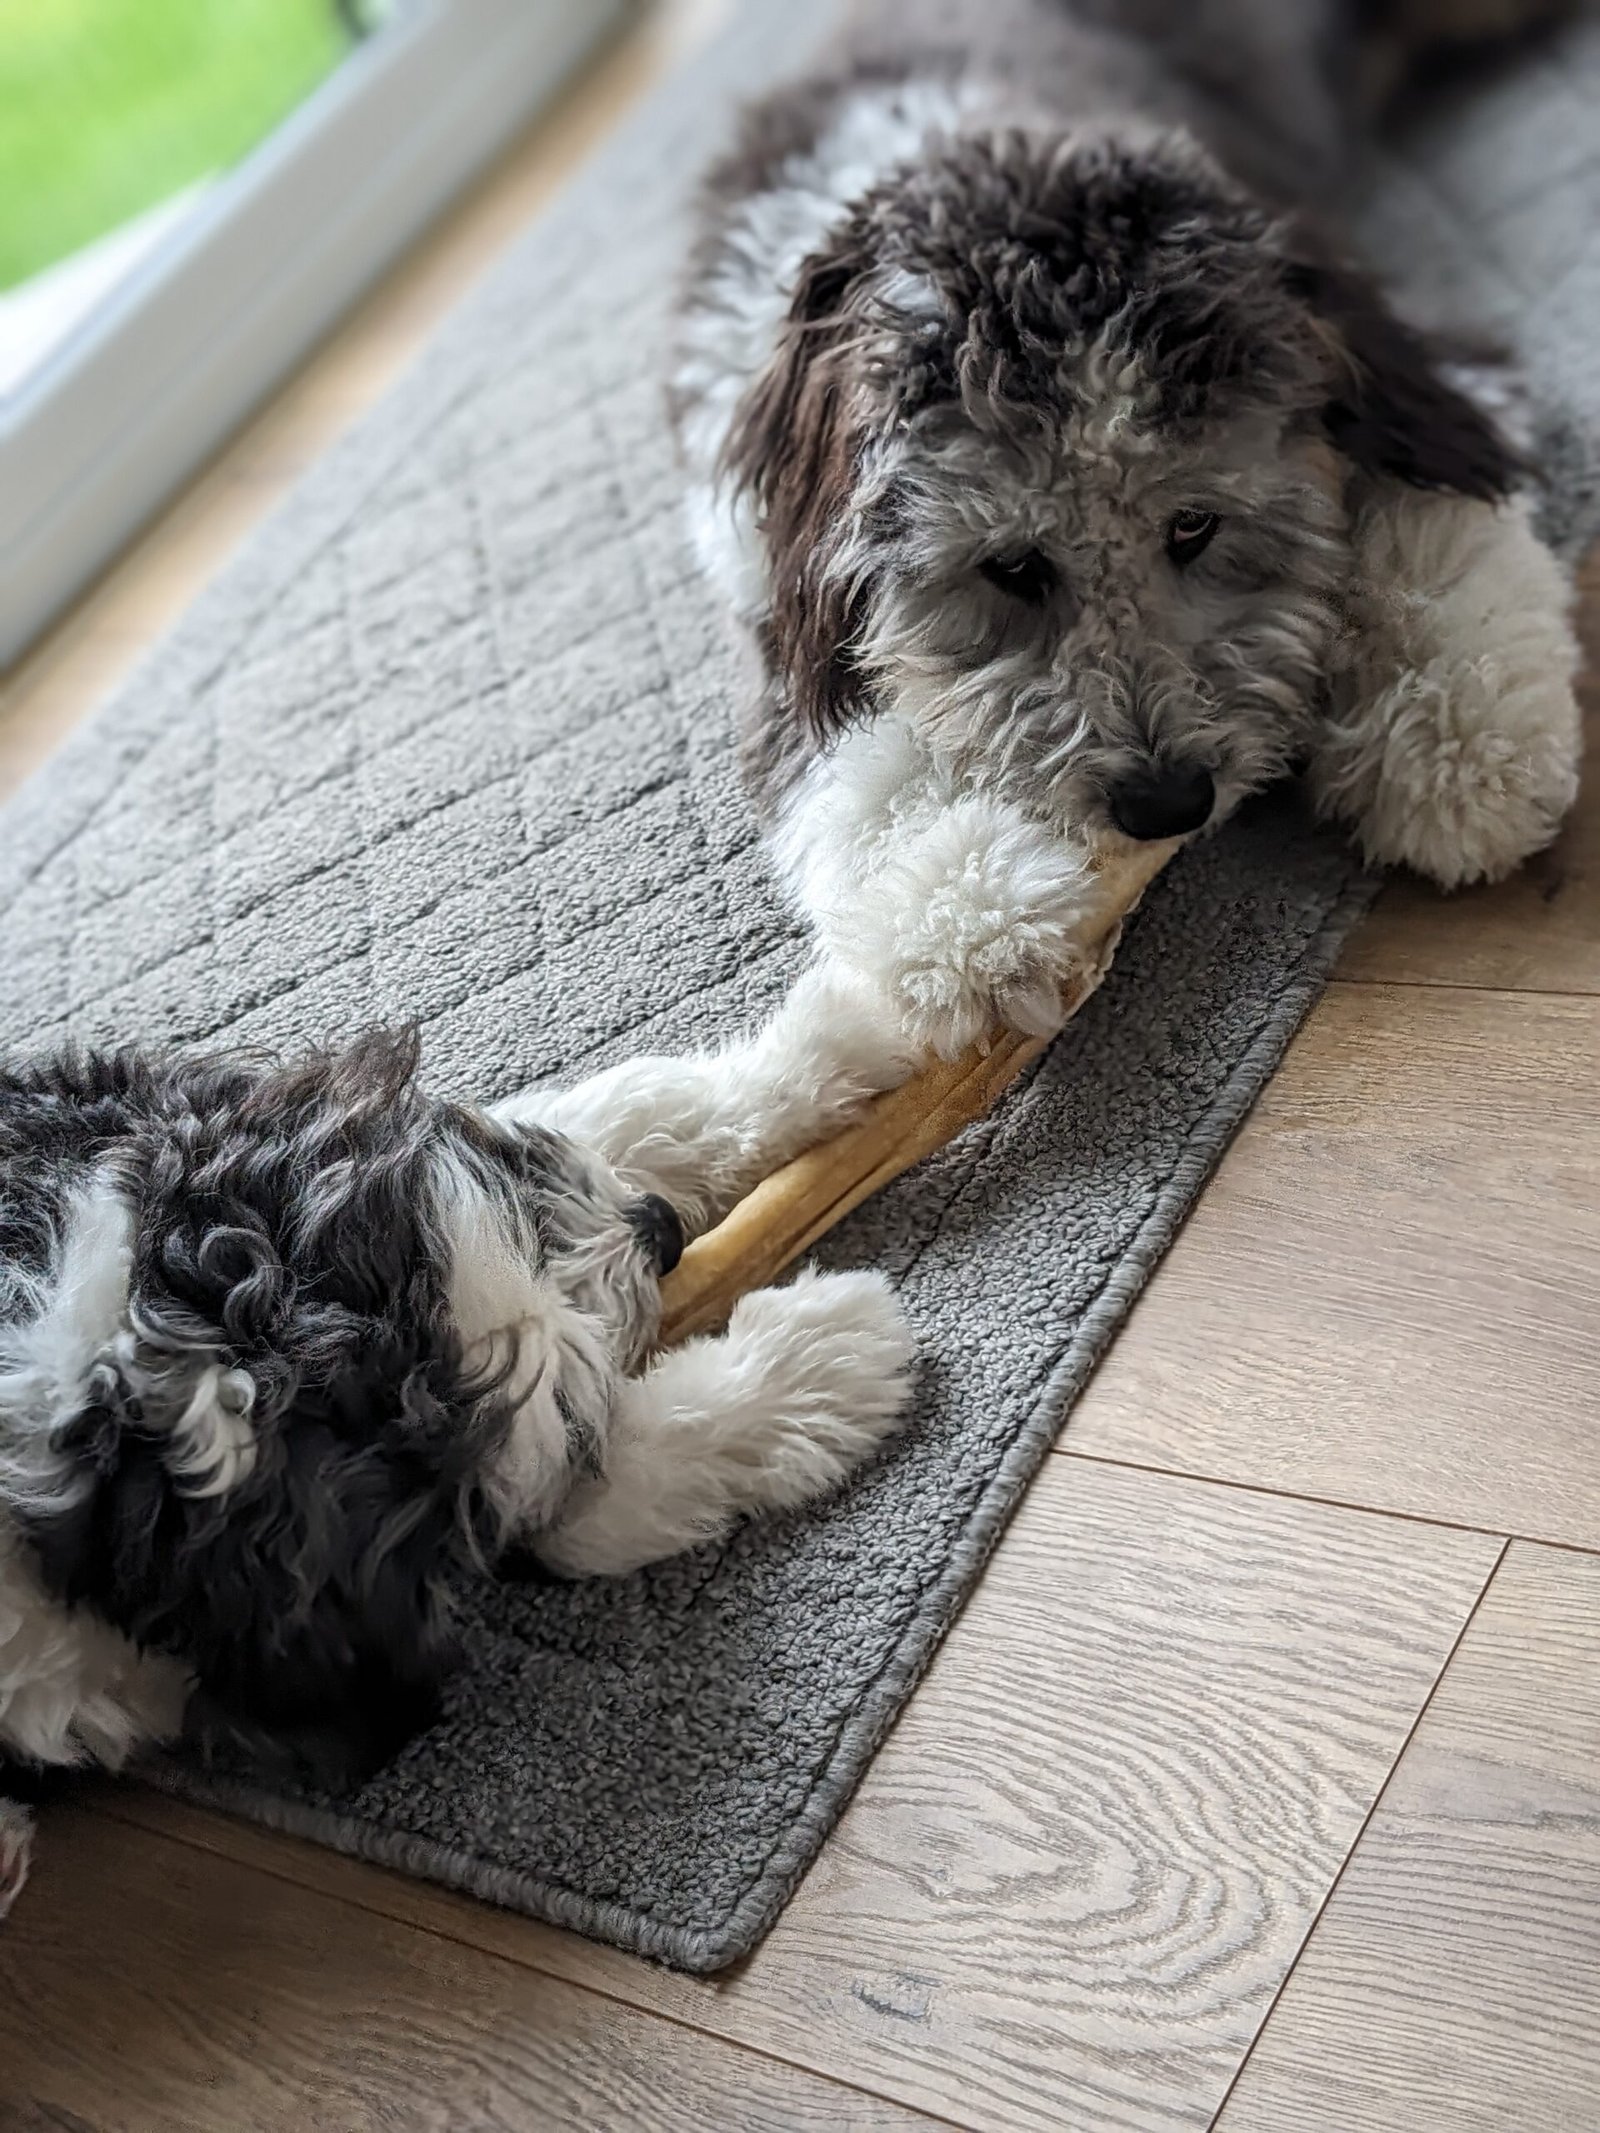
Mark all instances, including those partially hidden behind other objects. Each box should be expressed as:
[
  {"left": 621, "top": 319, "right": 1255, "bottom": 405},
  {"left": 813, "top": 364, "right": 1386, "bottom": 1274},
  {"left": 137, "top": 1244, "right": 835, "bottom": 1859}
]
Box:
[{"left": 0, "top": 0, "right": 358, "bottom": 292}]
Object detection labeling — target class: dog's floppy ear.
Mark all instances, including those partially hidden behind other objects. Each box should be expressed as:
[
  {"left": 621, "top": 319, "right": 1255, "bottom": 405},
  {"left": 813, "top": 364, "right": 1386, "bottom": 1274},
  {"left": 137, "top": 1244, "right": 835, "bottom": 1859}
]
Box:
[
  {"left": 1286, "top": 245, "right": 1522, "bottom": 501},
  {"left": 722, "top": 234, "right": 880, "bottom": 739}
]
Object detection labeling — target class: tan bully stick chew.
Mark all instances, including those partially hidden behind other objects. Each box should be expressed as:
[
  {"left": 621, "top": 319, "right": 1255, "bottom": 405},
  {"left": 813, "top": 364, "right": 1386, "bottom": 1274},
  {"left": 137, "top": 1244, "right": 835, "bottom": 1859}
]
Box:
[{"left": 656, "top": 835, "right": 1177, "bottom": 1346}]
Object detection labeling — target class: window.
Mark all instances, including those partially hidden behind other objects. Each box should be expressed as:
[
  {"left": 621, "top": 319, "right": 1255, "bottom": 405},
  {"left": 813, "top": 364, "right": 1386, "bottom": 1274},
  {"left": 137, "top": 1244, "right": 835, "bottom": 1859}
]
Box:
[{"left": 0, "top": 0, "right": 631, "bottom": 664}]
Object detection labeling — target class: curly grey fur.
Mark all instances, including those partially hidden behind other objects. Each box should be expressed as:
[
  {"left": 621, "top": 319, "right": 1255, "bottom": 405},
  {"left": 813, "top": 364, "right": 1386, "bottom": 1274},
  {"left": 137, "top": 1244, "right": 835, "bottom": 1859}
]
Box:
[{"left": 0, "top": 1033, "right": 664, "bottom": 1801}]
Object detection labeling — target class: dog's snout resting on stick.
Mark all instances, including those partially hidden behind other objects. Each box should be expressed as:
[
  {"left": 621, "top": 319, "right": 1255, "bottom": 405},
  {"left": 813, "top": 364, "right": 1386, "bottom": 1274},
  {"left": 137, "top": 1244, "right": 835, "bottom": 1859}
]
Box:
[{"left": 674, "top": 0, "right": 1583, "bottom": 1062}]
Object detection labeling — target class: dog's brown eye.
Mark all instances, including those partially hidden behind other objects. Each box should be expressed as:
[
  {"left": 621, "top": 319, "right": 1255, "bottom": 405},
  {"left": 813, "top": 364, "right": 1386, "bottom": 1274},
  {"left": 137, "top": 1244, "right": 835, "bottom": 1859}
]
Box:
[
  {"left": 979, "top": 549, "right": 1056, "bottom": 605},
  {"left": 1166, "top": 509, "right": 1220, "bottom": 565}
]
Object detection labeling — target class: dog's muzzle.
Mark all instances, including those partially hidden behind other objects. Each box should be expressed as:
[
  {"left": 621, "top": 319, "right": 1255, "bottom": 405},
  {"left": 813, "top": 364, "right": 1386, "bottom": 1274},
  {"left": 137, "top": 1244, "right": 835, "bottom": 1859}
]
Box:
[{"left": 633, "top": 1193, "right": 685, "bottom": 1277}]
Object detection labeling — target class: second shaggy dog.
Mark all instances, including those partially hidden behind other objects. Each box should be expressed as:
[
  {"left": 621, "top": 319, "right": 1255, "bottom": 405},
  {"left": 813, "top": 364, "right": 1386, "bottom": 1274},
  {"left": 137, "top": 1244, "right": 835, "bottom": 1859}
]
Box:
[{"left": 0, "top": 963, "right": 924, "bottom": 1920}]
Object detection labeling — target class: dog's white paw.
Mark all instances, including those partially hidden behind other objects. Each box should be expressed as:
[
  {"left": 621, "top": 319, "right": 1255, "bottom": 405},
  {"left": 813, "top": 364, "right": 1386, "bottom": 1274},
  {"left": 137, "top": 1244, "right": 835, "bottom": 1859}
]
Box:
[
  {"left": 0, "top": 1802, "right": 35, "bottom": 1923},
  {"left": 1316, "top": 488, "right": 1582, "bottom": 889},
  {"left": 1321, "top": 655, "right": 1581, "bottom": 888},
  {"left": 534, "top": 1270, "right": 914, "bottom": 1579},
  {"left": 719, "top": 1268, "right": 916, "bottom": 1509},
  {"left": 832, "top": 796, "right": 1099, "bottom": 1058}
]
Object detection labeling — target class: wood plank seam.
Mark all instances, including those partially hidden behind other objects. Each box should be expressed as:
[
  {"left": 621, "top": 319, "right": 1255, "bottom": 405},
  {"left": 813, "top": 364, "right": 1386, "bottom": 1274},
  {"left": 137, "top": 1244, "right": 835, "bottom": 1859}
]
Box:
[
  {"left": 1056, "top": 1448, "right": 1600, "bottom": 1560},
  {"left": 1326, "top": 974, "right": 1600, "bottom": 1008},
  {"left": 1330, "top": 975, "right": 1600, "bottom": 1002},
  {"left": 72, "top": 1793, "right": 980, "bottom": 2133},
  {"left": 1204, "top": 1537, "right": 1511, "bottom": 2130}
]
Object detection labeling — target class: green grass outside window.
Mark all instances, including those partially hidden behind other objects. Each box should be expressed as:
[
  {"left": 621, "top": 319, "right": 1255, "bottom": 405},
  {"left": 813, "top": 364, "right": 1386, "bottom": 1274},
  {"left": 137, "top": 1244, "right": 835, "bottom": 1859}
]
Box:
[{"left": 0, "top": 0, "right": 353, "bottom": 291}]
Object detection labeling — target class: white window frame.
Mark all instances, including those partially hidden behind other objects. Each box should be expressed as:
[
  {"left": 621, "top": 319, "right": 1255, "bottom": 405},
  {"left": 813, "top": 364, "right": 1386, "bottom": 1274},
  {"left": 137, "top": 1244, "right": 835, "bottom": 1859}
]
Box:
[{"left": 0, "top": 0, "right": 633, "bottom": 666}]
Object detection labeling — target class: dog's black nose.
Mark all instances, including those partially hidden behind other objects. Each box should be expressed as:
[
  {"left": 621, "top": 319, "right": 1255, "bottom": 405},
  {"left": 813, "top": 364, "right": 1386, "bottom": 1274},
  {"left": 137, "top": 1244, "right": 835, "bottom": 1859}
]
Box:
[
  {"left": 633, "top": 1193, "right": 684, "bottom": 1277},
  {"left": 1107, "top": 763, "right": 1216, "bottom": 841}
]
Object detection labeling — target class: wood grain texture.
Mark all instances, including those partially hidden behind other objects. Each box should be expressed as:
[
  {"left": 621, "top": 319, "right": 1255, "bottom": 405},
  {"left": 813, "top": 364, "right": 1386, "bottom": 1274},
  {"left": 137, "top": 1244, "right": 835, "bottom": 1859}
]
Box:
[
  {"left": 93, "top": 1462, "right": 1495, "bottom": 2133},
  {"left": 0, "top": 1811, "right": 939, "bottom": 2133},
  {"left": 1337, "top": 545, "right": 1600, "bottom": 995},
  {"left": 1218, "top": 1543, "right": 1600, "bottom": 2133},
  {"left": 1066, "top": 982, "right": 1600, "bottom": 1545}
]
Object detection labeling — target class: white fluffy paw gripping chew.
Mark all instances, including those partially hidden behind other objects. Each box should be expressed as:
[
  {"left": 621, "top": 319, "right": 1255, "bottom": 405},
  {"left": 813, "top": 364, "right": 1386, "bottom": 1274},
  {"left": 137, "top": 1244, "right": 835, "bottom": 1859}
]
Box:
[{"left": 656, "top": 837, "right": 1173, "bottom": 1346}]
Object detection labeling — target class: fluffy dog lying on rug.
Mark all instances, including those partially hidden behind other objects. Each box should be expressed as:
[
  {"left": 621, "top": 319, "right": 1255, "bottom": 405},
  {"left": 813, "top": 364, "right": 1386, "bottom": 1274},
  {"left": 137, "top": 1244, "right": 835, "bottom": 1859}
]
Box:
[
  {"left": 674, "top": 0, "right": 1583, "bottom": 1057},
  {"left": 0, "top": 964, "right": 922, "bottom": 1918}
]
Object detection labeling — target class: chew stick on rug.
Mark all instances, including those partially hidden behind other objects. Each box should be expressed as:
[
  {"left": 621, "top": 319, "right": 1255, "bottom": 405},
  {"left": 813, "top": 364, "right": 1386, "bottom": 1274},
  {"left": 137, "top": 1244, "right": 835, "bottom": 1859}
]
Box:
[{"left": 657, "top": 835, "right": 1177, "bottom": 1345}]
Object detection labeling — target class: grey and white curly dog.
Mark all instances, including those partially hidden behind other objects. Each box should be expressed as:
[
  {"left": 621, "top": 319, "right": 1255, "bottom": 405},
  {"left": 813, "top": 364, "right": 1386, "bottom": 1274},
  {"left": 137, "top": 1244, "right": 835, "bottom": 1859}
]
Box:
[
  {"left": 675, "top": 0, "right": 1583, "bottom": 1057},
  {"left": 0, "top": 963, "right": 922, "bottom": 1917}
]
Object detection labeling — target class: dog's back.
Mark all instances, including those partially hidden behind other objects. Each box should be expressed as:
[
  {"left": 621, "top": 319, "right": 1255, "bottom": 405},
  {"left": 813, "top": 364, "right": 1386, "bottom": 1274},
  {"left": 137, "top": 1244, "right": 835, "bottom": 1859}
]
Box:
[{"left": 826, "top": 0, "right": 1566, "bottom": 202}]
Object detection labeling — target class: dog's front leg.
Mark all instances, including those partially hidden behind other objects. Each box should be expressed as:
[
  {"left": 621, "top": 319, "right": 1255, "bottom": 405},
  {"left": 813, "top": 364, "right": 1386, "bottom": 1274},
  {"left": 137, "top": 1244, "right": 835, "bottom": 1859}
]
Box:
[
  {"left": 493, "top": 959, "right": 922, "bottom": 1237},
  {"left": 533, "top": 1269, "right": 914, "bottom": 1577},
  {"left": 1309, "top": 483, "right": 1582, "bottom": 888},
  {"left": 771, "top": 718, "right": 1115, "bottom": 1061}
]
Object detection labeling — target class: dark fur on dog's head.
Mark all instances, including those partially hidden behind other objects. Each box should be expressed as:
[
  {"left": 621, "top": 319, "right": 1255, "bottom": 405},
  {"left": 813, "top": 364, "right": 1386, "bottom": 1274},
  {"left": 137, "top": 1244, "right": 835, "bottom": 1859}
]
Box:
[
  {"left": 724, "top": 121, "right": 1520, "bottom": 834},
  {"left": 0, "top": 1033, "right": 663, "bottom": 1791}
]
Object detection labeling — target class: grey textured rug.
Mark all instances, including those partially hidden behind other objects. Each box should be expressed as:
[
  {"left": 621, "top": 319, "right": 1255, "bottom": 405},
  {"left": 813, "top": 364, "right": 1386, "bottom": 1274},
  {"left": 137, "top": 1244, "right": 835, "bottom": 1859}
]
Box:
[{"left": 3, "top": 4, "right": 1598, "bottom": 1972}]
